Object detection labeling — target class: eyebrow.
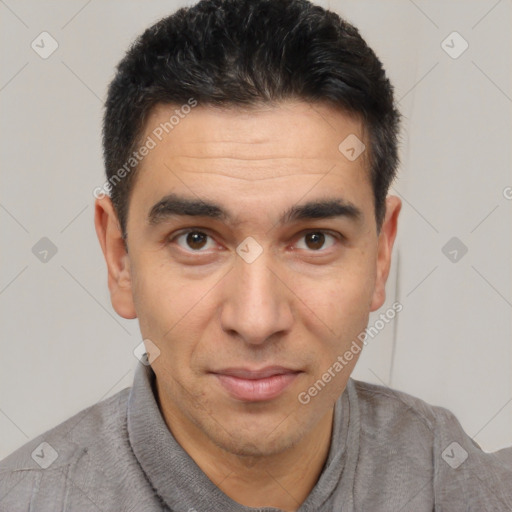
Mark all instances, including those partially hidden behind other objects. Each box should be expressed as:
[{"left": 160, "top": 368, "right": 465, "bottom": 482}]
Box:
[{"left": 147, "top": 193, "right": 363, "bottom": 228}]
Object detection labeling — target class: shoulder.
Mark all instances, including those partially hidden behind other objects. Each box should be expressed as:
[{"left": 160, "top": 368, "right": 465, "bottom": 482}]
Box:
[
  {"left": 349, "top": 377, "right": 506, "bottom": 459},
  {"left": 349, "top": 377, "right": 452, "bottom": 458},
  {"left": 0, "top": 387, "right": 130, "bottom": 471},
  {"left": 348, "top": 379, "right": 441, "bottom": 492},
  {"left": 351, "top": 378, "right": 443, "bottom": 432},
  {"left": 348, "top": 379, "right": 512, "bottom": 508},
  {"left": 0, "top": 387, "right": 132, "bottom": 507}
]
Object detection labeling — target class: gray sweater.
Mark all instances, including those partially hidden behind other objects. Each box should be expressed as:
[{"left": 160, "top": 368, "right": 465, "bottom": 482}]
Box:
[{"left": 1, "top": 362, "right": 511, "bottom": 511}]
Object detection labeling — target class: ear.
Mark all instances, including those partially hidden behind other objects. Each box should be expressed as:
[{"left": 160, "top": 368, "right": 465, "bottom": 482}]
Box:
[
  {"left": 370, "top": 195, "right": 401, "bottom": 312},
  {"left": 94, "top": 196, "right": 137, "bottom": 319}
]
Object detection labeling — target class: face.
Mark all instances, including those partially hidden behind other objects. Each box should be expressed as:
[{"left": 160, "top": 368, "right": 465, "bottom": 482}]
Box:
[{"left": 95, "top": 100, "right": 400, "bottom": 458}]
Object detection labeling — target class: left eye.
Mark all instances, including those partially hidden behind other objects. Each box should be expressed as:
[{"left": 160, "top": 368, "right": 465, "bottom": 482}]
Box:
[{"left": 295, "top": 231, "right": 337, "bottom": 251}]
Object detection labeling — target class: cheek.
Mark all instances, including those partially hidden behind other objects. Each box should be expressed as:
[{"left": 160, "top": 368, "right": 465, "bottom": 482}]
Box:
[
  {"left": 298, "top": 252, "right": 376, "bottom": 368},
  {"left": 308, "top": 254, "right": 376, "bottom": 326},
  {"left": 130, "top": 256, "right": 194, "bottom": 339},
  {"left": 131, "top": 255, "right": 220, "bottom": 373},
  {"left": 132, "top": 252, "right": 194, "bottom": 312},
  {"left": 315, "top": 285, "right": 372, "bottom": 358}
]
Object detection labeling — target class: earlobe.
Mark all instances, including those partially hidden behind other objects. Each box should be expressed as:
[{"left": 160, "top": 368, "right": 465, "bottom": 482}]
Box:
[
  {"left": 370, "top": 195, "right": 401, "bottom": 312},
  {"left": 94, "top": 196, "right": 137, "bottom": 320}
]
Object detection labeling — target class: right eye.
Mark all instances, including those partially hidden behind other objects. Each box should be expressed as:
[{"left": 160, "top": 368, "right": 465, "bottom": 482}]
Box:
[{"left": 170, "top": 230, "right": 217, "bottom": 252}]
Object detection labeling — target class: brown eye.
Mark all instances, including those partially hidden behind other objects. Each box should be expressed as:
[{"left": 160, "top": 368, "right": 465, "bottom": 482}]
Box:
[
  {"left": 296, "top": 231, "right": 336, "bottom": 251},
  {"left": 174, "top": 230, "right": 214, "bottom": 251},
  {"left": 305, "top": 232, "right": 324, "bottom": 250},
  {"left": 186, "top": 232, "right": 208, "bottom": 250}
]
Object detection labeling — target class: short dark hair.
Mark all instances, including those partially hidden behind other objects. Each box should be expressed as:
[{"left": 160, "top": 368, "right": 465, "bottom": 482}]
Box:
[{"left": 102, "top": 0, "right": 400, "bottom": 239}]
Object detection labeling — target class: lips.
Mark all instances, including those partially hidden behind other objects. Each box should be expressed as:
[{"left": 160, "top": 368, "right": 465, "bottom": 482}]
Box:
[{"left": 211, "top": 366, "right": 301, "bottom": 402}]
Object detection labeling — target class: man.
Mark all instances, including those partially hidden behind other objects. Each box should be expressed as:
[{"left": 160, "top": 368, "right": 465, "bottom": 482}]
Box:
[{"left": 1, "top": 0, "right": 511, "bottom": 510}]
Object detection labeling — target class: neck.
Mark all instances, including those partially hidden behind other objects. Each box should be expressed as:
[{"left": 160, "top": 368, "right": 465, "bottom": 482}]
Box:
[
  {"left": 156, "top": 384, "right": 334, "bottom": 511},
  {"left": 211, "top": 410, "right": 333, "bottom": 511}
]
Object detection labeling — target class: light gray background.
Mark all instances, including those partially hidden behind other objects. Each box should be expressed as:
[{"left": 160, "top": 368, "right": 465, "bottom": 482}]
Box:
[{"left": 1, "top": 0, "right": 511, "bottom": 459}]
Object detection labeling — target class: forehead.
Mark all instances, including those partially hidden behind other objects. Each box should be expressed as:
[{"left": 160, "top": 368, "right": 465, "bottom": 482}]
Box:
[
  {"left": 128, "top": 100, "right": 373, "bottom": 226},
  {"left": 139, "top": 100, "right": 368, "bottom": 176}
]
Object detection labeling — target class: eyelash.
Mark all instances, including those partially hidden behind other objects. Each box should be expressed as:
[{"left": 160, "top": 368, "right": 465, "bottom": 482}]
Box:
[{"left": 167, "top": 229, "right": 342, "bottom": 254}]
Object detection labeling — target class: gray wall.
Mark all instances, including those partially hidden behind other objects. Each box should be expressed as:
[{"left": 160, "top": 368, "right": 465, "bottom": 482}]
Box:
[{"left": 1, "top": 0, "right": 510, "bottom": 459}]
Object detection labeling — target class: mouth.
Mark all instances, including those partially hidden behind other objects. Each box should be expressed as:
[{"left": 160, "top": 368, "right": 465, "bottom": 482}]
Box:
[{"left": 210, "top": 366, "right": 302, "bottom": 402}]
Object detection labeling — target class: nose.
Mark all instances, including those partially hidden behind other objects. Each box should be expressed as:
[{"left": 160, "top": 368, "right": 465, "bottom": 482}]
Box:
[{"left": 220, "top": 247, "right": 294, "bottom": 346}]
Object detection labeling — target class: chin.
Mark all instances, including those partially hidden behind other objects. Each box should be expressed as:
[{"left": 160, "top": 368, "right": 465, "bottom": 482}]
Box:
[
  {"left": 204, "top": 414, "right": 307, "bottom": 459},
  {"left": 215, "top": 434, "right": 292, "bottom": 459}
]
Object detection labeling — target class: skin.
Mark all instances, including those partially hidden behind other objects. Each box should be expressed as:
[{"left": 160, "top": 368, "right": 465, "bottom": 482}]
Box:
[{"left": 95, "top": 99, "right": 401, "bottom": 511}]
